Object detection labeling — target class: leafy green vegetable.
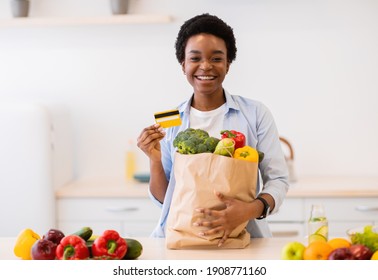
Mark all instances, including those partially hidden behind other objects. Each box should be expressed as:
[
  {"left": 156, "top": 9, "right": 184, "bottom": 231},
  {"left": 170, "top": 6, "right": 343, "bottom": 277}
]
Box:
[
  {"left": 173, "top": 128, "right": 220, "bottom": 154},
  {"left": 350, "top": 225, "right": 378, "bottom": 252}
]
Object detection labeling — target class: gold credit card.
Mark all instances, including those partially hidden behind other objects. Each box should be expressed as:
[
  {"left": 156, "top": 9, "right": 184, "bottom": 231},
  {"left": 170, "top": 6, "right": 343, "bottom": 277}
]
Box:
[{"left": 154, "top": 109, "right": 182, "bottom": 128}]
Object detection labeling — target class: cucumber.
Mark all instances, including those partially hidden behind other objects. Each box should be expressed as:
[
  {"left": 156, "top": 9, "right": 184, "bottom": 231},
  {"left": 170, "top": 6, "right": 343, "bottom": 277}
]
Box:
[
  {"left": 122, "top": 238, "right": 143, "bottom": 260},
  {"left": 72, "top": 227, "right": 93, "bottom": 241}
]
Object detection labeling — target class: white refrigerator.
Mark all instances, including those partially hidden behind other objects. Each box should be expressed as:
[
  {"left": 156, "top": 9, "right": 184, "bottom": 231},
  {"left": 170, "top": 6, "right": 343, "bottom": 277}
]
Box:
[{"left": 0, "top": 102, "right": 73, "bottom": 237}]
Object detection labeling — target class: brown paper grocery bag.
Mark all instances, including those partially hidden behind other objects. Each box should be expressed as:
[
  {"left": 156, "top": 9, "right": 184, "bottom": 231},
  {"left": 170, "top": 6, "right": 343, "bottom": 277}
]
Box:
[{"left": 166, "top": 152, "right": 258, "bottom": 249}]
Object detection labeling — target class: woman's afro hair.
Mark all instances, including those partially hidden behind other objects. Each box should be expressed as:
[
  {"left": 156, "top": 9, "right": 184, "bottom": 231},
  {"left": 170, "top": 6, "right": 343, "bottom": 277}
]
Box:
[{"left": 175, "top": 13, "right": 237, "bottom": 64}]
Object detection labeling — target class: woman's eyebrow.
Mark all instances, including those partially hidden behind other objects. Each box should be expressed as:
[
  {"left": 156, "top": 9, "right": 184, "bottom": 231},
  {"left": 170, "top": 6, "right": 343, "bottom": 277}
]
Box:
[{"left": 187, "top": 50, "right": 226, "bottom": 55}]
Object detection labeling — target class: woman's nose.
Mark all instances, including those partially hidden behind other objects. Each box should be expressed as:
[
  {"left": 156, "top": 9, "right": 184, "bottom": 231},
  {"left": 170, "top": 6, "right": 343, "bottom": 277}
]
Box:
[{"left": 200, "top": 60, "right": 212, "bottom": 70}]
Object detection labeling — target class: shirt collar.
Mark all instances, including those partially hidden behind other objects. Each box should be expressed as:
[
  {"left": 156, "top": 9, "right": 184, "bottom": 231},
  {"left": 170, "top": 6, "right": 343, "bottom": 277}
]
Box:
[{"left": 177, "top": 89, "right": 240, "bottom": 114}]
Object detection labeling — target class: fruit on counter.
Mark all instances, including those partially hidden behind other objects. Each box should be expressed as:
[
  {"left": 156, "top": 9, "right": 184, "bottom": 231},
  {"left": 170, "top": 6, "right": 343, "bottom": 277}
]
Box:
[
  {"left": 13, "top": 228, "right": 41, "bottom": 260},
  {"left": 91, "top": 230, "right": 127, "bottom": 260},
  {"left": 122, "top": 238, "right": 143, "bottom": 260},
  {"left": 371, "top": 250, "right": 378, "bottom": 260},
  {"left": 327, "top": 247, "right": 354, "bottom": 260},
  {"left": 349, "top": 244, "right": 373, "bottom": 260},
  {"left": 327, "top": 237, "right": 351, "bottom": 250},
  {"left": 56, "top": 235, "right": 90, "bottom": 260},
  {"left": 233, "top": 146, "right": 259, "bottom": 162},
  {"left": 213, "top": 138, "right": 235, "bottom": 157},
  {"left": 72, "top": 226, "right": 93, "bottom": 242},
  {"left": 43, "top": 228, "right": 65, "bottom": 245},
  {"left": 280, "top": 241, "right": 306, "bottom": 260},
  {"left": 303, "top": 240, "right": 333, "bottom": 260},
  {"left": 31, "top": 239, "right": 57, "bottom": 260},
  {"left": 220, "top": 130, "right": 246, "bottom": 149}
]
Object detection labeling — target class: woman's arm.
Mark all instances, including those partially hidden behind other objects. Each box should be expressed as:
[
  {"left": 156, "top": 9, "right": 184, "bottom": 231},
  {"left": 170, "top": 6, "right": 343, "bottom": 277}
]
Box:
[{"left": 137, "top": 124, "right": 168, "bottom": 203}]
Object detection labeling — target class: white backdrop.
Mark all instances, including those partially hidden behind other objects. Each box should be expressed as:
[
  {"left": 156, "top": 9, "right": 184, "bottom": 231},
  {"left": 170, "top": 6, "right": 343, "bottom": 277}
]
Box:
[{"left": 1, "top": 0, "right": 377, "bottom": 180}]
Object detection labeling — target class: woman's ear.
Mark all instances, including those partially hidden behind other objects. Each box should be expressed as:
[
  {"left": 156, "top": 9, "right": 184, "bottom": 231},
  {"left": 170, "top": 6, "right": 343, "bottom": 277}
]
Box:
[
  {"left": 226, "top": 62, "right": 231, "bottom": 74},
  {"left": 181, "top": 62, "right": 186, "bottom": 75}
]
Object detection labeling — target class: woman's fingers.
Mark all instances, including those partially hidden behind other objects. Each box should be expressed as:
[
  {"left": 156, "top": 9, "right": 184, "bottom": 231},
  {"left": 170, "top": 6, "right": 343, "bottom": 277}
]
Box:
[{"left": 137, "top": 124, "right": 165, "bottom": 149}]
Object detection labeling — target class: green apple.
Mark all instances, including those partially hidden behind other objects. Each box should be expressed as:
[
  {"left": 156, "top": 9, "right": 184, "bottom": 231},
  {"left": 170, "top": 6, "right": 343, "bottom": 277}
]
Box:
[{"left": 281, "top": 241, "right": 306, "bottom": 260}]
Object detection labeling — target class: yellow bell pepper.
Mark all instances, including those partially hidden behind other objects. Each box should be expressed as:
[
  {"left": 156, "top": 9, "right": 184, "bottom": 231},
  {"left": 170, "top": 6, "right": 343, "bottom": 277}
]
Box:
[
  {"left": 14, "top": 228, "right": 41, "bottom": 260},
  {"left": 234, "top": 145, "right": 259, "bottom": 162}
]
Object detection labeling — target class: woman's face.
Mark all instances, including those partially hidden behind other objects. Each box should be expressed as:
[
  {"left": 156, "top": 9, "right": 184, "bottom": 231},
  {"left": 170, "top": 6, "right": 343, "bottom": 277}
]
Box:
[{"left": 182, "top": 33, "right": 230, "bottom": 97}]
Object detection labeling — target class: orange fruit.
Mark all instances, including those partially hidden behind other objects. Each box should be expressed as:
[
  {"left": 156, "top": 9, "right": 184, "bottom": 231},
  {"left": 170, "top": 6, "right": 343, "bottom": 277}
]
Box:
[
  {"left": 327, "top": 238, "right": 351, "bottom": 250},
  {"left": 371, "top": 251, "right": 378, "bottom": 260},
  {"left": 303, "top": 241, "right": 334, "bottom": 260}
]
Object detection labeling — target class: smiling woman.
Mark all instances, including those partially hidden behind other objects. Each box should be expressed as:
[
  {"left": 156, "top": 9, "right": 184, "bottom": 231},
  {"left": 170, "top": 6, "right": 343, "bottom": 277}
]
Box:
[{"left": 136, "top": 13, "right": 289, "bottom": 244}]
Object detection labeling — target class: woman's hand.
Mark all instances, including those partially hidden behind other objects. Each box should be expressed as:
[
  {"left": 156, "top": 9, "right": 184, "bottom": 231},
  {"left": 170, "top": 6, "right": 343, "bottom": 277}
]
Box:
[
  {"left": 193, "top": 191, "right": 254, "bottom": 247},
  {"left": 137, "top": 124, "right": 166, "bottom": 162}
]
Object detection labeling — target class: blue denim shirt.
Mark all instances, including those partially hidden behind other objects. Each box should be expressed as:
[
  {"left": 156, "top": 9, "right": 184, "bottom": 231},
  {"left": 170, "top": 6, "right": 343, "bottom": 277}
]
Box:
[{"left": 149, "top": 90, "right": 289, "bottom": 238}]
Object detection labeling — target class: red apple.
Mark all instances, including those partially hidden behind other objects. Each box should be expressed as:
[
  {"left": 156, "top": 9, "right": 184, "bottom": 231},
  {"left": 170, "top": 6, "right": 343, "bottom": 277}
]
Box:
[
  {"left": 349, "top": 244, "right": 373, "bottom": 260},
  {"left": 43, "top": 229, "right": 65, "bottom": 245},
  {"left": 31, "top": 239, "right": 57, "bottom": 260},
  {"left": 328, "top": 247, "right": 354, "bottom": 260}
]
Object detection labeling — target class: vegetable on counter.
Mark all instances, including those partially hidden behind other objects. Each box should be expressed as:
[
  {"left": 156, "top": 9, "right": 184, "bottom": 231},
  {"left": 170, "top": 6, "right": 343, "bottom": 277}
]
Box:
[
  {"left": 173, "top": 128, "right": 220, "bottom": 154},
  {"left": 122, "top": 238, "right": 143, "bottom": 260},
  {"left": 13, "top": 228, "right": 41, "bottom": 260},
  {"left": 220, "top": 130, "right": 246, "bottom": 149},
  {"left": 56, "top": 235, "right": 90, "bottom": 260},
  {"left": 234, "top": 146, "right": 259, "bottom": 162},
  {"left": 350, "top": 225, "right": 378, "bottom": 253},
  {"left": 72, "top": 226, "right": 93, "bottom": 242},
  {"left": 43, "top": 228, "right": 65, "bottom": 245},
  {"left": 31, "top": 239, "right": 57, "bottom": 260},
  {"left": 87, "top": 236, "right": 143, "bottom": 260},
  {"left": 91, "top": 230, "right": 127, "bottom": 260}
]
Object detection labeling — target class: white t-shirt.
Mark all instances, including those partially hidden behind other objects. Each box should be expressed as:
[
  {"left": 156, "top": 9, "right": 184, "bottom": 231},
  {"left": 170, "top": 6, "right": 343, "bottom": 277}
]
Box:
[{"left": 189, "top": 104, "right": 226, "bottom": 138}]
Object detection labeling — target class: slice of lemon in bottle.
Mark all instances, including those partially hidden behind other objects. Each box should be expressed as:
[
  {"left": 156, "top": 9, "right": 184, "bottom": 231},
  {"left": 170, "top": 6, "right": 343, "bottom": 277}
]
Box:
[
  {"left": 308, "top": 233, "right": 327, "bottom": 244},
  {"left": 315, "top": 225, "right": 328, "bottom": 238}
]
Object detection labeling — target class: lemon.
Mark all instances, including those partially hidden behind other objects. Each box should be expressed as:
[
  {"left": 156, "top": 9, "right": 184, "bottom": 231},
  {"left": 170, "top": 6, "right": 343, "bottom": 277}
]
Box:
[
  {"left": 315, "top": 225, "right": 328, "bottom": 237},
  {"left": 309, "top": 233, "right": 327, "bottom": 244},
  {"left": 371, "top": 251, "right": 378, "bottom": 260}
]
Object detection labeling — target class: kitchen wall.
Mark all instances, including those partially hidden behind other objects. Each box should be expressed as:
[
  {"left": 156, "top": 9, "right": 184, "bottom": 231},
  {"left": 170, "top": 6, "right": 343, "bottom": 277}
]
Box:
[{"left": 1, "top": 0, "right": 377, "bottom": 181}]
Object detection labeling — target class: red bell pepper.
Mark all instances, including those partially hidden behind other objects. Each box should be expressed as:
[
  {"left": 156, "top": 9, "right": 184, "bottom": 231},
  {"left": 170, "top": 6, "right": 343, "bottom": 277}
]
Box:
[
  {"left": 56, "top": 235, "right": 90, "bottom": 260},
  {"left": 91, "top": 230, "right": 127, "bottom": 260},
  {"left": 220, "top": 130, "right": 246, "bottom": 149}
]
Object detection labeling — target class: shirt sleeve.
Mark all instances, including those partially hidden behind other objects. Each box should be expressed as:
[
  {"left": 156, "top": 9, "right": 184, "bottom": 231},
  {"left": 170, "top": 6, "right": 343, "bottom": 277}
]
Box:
[{"left": 255, "top": 103, "right": 290, "bottom": 215}]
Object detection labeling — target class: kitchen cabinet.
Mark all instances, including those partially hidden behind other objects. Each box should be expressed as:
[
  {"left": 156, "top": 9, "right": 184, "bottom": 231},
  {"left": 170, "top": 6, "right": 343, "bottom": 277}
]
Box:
[
  {"left": 57, "top": 197, "right": 160, "bottom": 237},
  {"left": 56, "top": 176, "right": 378, "bottom": 238},
  {"left": 56, "top": 178, "right": 161, "bottom": 237},
  {"left": 267, "top": 177, "right": 378, "bottom": 238}
]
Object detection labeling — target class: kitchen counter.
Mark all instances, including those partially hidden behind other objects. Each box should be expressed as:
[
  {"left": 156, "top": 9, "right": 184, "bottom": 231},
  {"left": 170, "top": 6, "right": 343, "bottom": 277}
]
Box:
[
  {"left": 56, "top": 176, "right": 378, "bottom": 198},
  {"left": 0, "top": 237, "right": 296, "bottom": 260}
]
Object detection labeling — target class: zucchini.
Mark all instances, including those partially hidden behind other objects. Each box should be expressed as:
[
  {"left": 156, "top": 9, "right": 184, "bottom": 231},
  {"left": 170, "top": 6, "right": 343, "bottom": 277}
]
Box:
[
  {"left": 72, "top": 226, "right": 93, "bottom": 241},
  {"left": 122, "top": 238, "right": 143, "bottom": 260}
]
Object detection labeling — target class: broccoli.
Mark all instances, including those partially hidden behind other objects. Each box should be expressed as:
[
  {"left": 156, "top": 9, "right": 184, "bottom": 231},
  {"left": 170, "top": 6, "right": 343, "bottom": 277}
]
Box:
[{"left": 173, "top": 128, "right": 220, "bottom": 154}]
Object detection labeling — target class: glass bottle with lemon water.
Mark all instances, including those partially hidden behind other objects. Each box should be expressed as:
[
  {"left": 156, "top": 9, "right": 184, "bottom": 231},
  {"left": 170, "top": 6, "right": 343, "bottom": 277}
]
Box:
[{"left": 308, "top": 204, "right": 328, "bottom": 243}]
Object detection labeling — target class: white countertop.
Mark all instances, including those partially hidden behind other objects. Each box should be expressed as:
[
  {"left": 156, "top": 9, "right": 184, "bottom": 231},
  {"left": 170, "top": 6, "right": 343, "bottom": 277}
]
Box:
[
  {"left": 56, "top": 176, "right": 378, "bottom": 199},
  {"left": 0, "top": 236, "right": 297, "bottom": 260}
]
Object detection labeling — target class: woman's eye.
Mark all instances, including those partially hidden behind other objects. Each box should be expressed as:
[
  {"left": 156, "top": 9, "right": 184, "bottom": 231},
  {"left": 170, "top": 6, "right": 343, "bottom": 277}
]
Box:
[
  {"left": 189, "top": 57, "right": 200, "bottom": 62},
  {"left": 212, "top": 57, "right": 223, "bottom": 62}
]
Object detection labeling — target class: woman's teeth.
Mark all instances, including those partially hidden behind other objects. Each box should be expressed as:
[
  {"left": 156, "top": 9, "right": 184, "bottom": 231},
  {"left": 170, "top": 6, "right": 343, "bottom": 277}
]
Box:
[{"left": 197, "top": 76, "right": 215, "bottom": 80}]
